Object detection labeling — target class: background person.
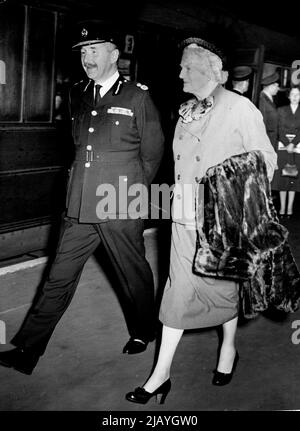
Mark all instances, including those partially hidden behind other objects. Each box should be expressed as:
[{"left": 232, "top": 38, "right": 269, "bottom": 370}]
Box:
[
  {"left": 231, "top": 65, "right": 252, "bottom": 96},
  {"left": 272, "top": 86, "right": 300, "bottom": 217}
]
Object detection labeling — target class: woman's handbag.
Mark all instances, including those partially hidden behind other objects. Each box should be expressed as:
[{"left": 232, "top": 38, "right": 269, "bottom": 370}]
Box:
[
  {"left": 281, "top": 153, "right": 298, "bottom": 178},
  {"left": 281, "top": 134, "right": 298, "bottom": 178}
]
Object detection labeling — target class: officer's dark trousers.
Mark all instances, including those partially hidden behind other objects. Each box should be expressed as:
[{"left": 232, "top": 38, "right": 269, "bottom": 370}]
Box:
[{"left": 12, "top": 216, "right": 155, "bottom": 356}]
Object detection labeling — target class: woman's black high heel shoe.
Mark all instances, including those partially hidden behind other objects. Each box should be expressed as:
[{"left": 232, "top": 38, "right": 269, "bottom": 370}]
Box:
[
  {"left": 212, "top": 351, "right": 239, "bottom": 386},
  {"left": 126, "top": 379, "right": 171, "bottom": 404}
]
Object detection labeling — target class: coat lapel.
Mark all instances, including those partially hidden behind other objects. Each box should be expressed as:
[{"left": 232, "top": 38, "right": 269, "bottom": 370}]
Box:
[{"left": 262, "top": 92, "right": 276, "bottom": 109}]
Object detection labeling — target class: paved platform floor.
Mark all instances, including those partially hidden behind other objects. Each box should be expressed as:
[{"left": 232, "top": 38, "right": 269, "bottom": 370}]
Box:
[{"left": 1, "top": 206, "right": 300, "bottom": 411}]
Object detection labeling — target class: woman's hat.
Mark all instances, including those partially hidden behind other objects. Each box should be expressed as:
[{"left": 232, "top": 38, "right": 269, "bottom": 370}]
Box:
[{"left": 179, "top": 37, "right": 226, "bottom": 65}]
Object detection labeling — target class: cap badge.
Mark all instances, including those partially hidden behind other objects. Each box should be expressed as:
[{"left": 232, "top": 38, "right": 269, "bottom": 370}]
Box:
[{"left": 81, "top": 28, "right": 88, "bottom": 38}]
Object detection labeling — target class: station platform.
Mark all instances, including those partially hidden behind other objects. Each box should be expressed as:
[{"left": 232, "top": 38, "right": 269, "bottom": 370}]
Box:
[{"left": 0, "top": 201, "right": 300, "bottom": 411}]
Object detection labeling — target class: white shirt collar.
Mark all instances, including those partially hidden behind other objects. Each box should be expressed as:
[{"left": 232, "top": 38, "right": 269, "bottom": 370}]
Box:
[
  {"left": 262, "top": 89, "right": 273, "bottom": 102},
  {"left": 94, "top": 71, "right": 120, "bottom": 98}
]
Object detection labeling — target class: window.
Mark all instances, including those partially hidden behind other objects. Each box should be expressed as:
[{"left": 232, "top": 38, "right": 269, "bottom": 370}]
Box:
[{"left": 0, "top": 3, "right": 56, "bottom": 124}]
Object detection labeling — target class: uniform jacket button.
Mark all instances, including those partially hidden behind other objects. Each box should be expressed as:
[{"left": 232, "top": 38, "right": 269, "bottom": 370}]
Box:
[
  {"left": 196, "top": 156, "right": 200, "bottom": 161},
  {"left": 91, "top": 110, "right": 97, "bottom": 116},
  {"left": 88, "top": 127, "right": 94, "bottom": 133},
  {"left": 86, "top": 145, "right": 92, "bottom": 150},
  {"left": 85, "top": 162, "right": 90, "bottom": 168}
]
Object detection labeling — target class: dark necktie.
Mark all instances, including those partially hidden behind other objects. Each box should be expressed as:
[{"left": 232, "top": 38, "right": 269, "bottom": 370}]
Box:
[{"left": 94, "top": 84, "right": 102, "bottom": 106}]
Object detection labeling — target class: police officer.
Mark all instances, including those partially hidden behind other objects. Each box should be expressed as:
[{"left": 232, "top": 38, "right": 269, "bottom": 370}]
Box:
[
  {"left": 0, "top": 23, "right": 164, "bottom": 375},
  {"left": 231, "top": 65, "right": 252, "bottom": 96}
]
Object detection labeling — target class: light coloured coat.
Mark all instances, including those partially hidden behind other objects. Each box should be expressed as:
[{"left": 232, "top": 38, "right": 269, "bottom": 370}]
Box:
[{"left": 172, "top": 85, "right": 277, "bottom": 226}]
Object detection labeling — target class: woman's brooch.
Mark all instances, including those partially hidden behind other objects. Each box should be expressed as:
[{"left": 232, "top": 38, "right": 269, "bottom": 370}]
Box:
[{"left": 179, "top": 96, "right": 214, "bottom": 123}]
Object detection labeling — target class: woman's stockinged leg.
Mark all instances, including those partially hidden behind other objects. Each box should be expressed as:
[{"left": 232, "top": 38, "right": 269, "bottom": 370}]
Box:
[
  {"left": 143, "top": 325, "right": 184, "bottom": 393},
  {"left": 279, "top": 191, "right": 287, "bottom": 214},
  {"left": 287, "top": 191, "right": 295, "bottom": 215},
  {"left": 217, "top": 316, "right": 238, "bottom": 373}
]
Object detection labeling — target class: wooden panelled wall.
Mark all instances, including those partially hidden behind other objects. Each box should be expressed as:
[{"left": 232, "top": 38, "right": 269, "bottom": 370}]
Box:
[{"left": 0, "top": 2, "right": 70, "bottom": 259}]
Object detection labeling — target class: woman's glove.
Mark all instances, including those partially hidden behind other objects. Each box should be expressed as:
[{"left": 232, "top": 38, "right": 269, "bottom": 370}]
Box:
[{"left": 286, "top": 143, "right": 295, "bottom": 153}]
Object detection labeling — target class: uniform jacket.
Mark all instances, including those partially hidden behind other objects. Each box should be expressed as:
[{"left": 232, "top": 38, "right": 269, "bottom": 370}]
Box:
[
  {"left": 258, "top": 91, "right": 278, "bottom": 148},
  {"left": 193, "top": 150, "right": 300, "bottom": 319},
  {"left": 66, "top": 76, "right": 164, "bottom": 222},
  {"left": 278, "top": 105, "right": 300, "bottom": 146},
  {"left": 172, "top": 85, "right": 277, "bottom": 226}
]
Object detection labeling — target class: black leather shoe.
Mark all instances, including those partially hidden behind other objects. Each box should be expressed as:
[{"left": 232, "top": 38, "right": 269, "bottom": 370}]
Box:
[
  {"left": 123, "top": 338, "right": 148, "bottom": 354},
  {"left": 212, "top": 351, "right": 239, "bottom": 386},
  {"left": 0, "top": 347, "right": 40, "bottom": 375},
  {"left": 126, "top": 379, "right": 171, "bottom": 404}
]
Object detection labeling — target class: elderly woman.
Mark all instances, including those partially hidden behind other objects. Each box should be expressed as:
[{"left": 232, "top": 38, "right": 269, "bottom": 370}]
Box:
[
  {"left": 272, "top": 86, "right": 300, "bottom": 217},
  {"left": 126, "top": 36, "right": 277, "bottom": 404}
]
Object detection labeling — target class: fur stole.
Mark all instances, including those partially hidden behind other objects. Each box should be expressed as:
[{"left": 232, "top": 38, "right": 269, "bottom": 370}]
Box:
[{"left": 193, "top": 150, "right": 300, "bottom": 318}]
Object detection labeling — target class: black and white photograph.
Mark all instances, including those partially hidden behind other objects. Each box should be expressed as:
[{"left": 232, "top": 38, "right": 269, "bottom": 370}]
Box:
[{"left": 1, "top": 0, "right": 300, "bottom": 423}]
